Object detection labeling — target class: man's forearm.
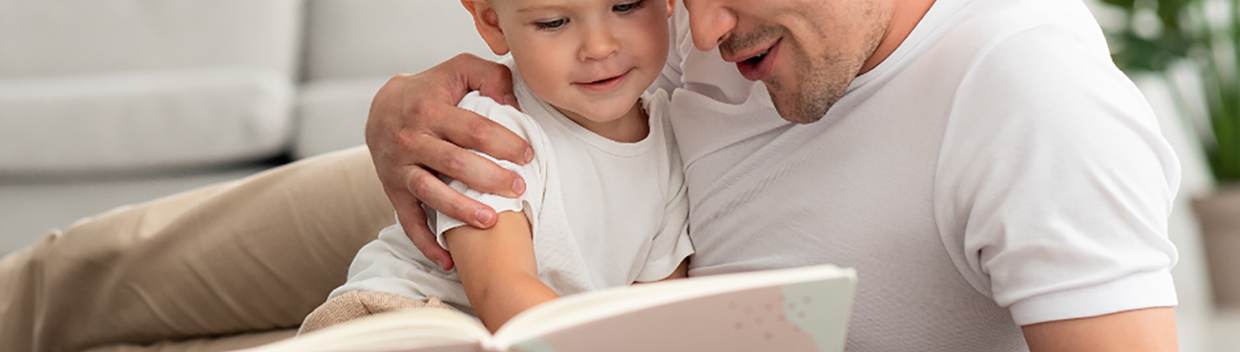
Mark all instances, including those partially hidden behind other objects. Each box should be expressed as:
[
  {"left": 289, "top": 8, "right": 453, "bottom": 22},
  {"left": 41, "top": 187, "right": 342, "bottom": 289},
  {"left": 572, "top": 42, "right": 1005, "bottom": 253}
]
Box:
[{"left": 1022, "top": 307, "right": 1178, "bottom": 352}]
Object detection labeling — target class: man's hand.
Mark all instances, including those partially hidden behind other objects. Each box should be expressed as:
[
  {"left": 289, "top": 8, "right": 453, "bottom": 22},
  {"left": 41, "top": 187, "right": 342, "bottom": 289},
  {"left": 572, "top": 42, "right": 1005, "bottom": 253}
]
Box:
[{"left": 366, "top": 53, "right": 533, "bottom": 271}]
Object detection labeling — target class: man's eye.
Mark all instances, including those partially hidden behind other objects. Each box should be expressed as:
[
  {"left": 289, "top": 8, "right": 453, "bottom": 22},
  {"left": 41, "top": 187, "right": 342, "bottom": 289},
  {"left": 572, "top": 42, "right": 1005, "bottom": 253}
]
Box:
[
  {"left": 535, "top": 18, "right": 568, "bottom": 30},
  {"left": 613, "top": 0, "right": 645, "bottom": 13}
]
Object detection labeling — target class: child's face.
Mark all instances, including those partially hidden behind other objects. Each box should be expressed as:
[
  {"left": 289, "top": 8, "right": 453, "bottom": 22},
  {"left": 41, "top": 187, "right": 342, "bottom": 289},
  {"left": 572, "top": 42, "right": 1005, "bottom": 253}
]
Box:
[{"left": 469, "top": 0, "right": 673, "bottom": 123}]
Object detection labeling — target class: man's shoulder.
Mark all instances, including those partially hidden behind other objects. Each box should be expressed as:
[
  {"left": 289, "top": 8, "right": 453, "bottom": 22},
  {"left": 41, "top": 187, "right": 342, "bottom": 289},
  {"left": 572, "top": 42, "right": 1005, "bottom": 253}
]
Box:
[
  {"left": 932, "top": 0, "right": 1131, "bottom": 108},
  {"left": 931, "top": 0, "right": 1107, "bottom": 65}
]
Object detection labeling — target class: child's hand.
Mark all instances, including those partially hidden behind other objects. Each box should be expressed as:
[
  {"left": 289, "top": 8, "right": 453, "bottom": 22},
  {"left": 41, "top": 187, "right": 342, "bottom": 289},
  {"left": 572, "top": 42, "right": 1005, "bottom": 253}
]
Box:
[{"left": 366, "top": 53, "right": 532, "bottom": 271}]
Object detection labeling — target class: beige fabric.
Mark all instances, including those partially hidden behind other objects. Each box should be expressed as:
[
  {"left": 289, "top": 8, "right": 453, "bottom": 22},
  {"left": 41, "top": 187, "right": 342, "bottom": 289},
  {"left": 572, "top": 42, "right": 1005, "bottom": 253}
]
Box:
[
  {"left": 0, "top": 146, "right": 394, "bottom": 352},
  {"left": 82, "top": 330, "right": 297, "bottom": 352},
  {"left": 299, "top": 292, "right": 452, "bottom": 335}
]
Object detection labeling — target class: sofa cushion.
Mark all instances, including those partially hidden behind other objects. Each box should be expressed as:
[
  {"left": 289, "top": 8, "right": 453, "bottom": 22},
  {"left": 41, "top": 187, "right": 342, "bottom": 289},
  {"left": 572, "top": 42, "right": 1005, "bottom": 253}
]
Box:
[
  {"left": 0, "top": 0, "right": 302, "bottom": 79},
  {"left": 293, "top": 78, "right": 389, "bottom": 159},
  {"left": 303, "top": 0, "right": 496, "bottom": 81},
  {"left": 0, "top": 68, "right": 293, "bottom": 174},
  {"left": 0, "top": 0, "right": 303, "bottom": 175},
  {"left": 294, "top": 0, "right": 500, "bottom": 159}
]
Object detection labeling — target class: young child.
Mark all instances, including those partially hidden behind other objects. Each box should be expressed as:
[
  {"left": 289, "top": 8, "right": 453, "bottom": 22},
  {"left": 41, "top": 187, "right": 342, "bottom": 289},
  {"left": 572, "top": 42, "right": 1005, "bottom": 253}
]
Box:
[{"left": 300, "top": 0, "right": 690, "bottom": 334}]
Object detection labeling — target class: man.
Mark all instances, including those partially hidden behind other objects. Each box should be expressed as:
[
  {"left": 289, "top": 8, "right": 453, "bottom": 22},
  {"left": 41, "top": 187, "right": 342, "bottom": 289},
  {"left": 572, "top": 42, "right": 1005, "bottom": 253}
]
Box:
[{"left": 365, "top": 0, "right": 1181, "bottom": 351}]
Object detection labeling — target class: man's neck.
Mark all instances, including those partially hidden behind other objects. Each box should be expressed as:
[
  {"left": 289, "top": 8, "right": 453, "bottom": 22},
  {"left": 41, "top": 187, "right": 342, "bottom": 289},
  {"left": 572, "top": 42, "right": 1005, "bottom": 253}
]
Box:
[{"left": 859, "top": 0, "right": 937, "bottom": 75}]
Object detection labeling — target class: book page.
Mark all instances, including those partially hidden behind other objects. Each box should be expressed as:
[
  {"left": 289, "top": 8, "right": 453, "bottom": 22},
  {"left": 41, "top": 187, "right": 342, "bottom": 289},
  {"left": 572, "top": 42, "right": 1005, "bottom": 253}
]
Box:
[
  {"left": 493, "top": 264, "right": 856, "bottom": 351},
  {"left": 235, "top": 309, "right": 492, "bottom": 352}
]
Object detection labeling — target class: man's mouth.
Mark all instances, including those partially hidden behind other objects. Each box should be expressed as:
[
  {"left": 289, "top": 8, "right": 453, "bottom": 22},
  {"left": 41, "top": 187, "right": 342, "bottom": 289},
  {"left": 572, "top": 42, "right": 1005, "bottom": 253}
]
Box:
[
  {"left": 734, "top": 39, "right": 780, "bottom": 81},
  {"left": 744, "top": 49, "right": 770, "bottom": 65}
]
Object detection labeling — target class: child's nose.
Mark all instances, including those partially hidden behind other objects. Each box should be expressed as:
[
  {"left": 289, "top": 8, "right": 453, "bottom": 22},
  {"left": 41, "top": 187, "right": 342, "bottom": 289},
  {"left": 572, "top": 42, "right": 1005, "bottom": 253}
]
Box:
[{"left": 579, "top": 23, "right": 620, "bottom": 61}]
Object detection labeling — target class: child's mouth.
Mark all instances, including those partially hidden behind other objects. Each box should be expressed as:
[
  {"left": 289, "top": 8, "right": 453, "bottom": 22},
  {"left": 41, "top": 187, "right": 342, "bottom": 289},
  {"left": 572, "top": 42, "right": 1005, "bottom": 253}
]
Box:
[
  {"left": 591, "top": 76, "right": 620, "bottom": 84},
  {"left": 578, "top": 70, "right": 630, "bottom": 91}
]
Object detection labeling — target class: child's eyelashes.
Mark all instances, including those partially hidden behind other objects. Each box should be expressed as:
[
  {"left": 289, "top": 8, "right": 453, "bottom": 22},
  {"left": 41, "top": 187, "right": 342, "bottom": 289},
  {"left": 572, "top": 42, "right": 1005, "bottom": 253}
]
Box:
[
  {"left": 612, "top": 0, "right": 646, "bottom": 14},
  {"left": 528, "top": 0, "right": 646, "bottom": 31},
  {"left": 534, "top": 18, "right": 569, "bottom": 30}
]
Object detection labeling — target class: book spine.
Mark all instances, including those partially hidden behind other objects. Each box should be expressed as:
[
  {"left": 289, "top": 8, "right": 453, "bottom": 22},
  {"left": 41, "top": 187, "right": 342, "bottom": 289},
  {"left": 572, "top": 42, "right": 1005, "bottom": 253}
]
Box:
[{"left": 479, "top": 339, "right": 503, "bottom": 352}]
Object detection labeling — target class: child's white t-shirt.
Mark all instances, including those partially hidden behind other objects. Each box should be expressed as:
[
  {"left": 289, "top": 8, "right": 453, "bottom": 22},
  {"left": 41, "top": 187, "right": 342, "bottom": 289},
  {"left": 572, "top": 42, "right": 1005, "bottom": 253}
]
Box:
[{"left": 329, "top": 60, "right": 693, "bottom": 314}]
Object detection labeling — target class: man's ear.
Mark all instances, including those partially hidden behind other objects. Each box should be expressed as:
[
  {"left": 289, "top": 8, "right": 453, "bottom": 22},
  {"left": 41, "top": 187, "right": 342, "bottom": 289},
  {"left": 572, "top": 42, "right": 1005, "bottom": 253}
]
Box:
[
  {"left": 462, "top": 0, "right": 510, "bottom": 55},
  {"left": 666, "top": 0, "right": 675, "bottom": 17}
]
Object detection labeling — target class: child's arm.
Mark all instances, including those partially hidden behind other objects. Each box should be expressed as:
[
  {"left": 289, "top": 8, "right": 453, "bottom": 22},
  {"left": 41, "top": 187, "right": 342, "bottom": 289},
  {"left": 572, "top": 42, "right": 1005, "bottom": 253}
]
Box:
[{"left": 444, "top": 211, "right": 558, "bottom": 333}]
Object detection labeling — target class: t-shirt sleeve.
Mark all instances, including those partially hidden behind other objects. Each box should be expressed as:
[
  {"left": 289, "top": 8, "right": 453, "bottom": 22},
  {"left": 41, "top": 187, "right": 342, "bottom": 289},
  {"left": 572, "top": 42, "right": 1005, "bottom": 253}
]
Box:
[
  {"left": 933, "top": 26, "right": 1181, "bottom": 326},
  {"left": 649, "top": 2, "right": 689, "bottom": 94},
  {"left": 633, "top": 177, "right": 693, "bottom": 282},
  {"left": 635, "top": 100, "right": 694, "bottom": 282},
  {"left": 432, "top": 92, "right": 546, "bottom": 250}
]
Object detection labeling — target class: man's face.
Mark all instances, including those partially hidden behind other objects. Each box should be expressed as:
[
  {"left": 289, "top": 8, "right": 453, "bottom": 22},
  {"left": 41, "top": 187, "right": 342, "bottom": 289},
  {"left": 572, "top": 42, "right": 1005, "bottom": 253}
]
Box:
[{"left": 683, "top": 0, "right": 894, "bottom": 123}]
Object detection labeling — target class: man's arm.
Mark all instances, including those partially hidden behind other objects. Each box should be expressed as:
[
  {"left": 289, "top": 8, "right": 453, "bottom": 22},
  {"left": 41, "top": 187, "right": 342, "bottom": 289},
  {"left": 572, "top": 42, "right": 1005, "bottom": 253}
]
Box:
[
  {"left": 1022, "top": 307, "right": 1178, "bottom": 352},
  {"left": 366, "top": 54, "right": 530, "bottom": 270},
  {"left": 444, "top": 211, "right": 559, "bottom": 333}
]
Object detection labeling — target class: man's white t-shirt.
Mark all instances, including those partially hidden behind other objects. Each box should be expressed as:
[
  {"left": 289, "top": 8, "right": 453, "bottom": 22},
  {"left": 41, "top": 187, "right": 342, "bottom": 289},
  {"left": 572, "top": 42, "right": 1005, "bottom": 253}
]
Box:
[
  {"left": 331, "top": 62, "right": 694, "bottom": 314},
  {"left": 657, "top": 0, "right": 1180, "bottom": 350}
]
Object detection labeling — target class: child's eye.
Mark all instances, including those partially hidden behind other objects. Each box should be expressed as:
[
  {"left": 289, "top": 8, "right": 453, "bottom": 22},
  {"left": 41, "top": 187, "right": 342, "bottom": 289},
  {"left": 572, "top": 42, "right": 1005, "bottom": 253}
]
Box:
[
  {"left": 534, "top": 18, "right": 568, "bottom": 30},
  {"left": 613, "top": 0, "right": 645, "bottom": 13}
]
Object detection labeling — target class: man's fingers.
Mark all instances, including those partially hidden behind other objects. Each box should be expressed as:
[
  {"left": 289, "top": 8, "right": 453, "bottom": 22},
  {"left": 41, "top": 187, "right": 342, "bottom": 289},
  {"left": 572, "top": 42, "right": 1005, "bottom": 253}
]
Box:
[
  {"left": 391, "top": 196, "right": 455, "bottom": 271},
  {"left": 479, "top": 66, "right": 520, "bottom": 111},
  {"left": 442, "top": 55, "right": 530, "bottom": 165},
  {"left": 442, "top": 107, "right": 534, "bottom": 169},
  {"left": 455, "top": 54, "right": 519, "bottom": 111},
  {"left": 403, "top": 164, "right": 499, "bottom": 230},
  {"left": 406, "top": 130, "right": 526, "bottom": 198},
  {"left": 366, "top": 54, "right": 526, "bottom": 268}
]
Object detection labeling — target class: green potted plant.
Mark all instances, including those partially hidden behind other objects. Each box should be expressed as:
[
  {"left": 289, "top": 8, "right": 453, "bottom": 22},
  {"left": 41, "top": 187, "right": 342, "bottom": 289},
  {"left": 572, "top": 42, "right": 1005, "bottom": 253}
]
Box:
[{"left": 1099, "top": 0, "right": 1240, "bottom": 308}]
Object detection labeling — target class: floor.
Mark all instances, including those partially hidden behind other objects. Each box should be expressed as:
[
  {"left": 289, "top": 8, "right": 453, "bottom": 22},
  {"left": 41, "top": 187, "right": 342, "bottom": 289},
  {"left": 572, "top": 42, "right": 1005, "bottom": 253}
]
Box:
[{"left": 2, "top": 167, "right": 1240, "bottom": 351}]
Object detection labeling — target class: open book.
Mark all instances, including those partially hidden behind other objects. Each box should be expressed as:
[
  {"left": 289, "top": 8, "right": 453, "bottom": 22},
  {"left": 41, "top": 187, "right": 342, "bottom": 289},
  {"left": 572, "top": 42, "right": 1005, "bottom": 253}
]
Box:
[{"left": 237, "top": 264, "right": 857, "bottom": 352}]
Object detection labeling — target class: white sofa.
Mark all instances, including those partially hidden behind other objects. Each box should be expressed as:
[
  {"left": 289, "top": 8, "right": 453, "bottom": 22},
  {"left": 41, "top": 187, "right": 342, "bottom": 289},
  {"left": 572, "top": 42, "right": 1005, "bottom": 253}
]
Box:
[
  {"left": 0, "top": 0, "right": 495, "bottom": 175},
  {"left": 295, "top": 0, "right": 497, "bottom": 158}
]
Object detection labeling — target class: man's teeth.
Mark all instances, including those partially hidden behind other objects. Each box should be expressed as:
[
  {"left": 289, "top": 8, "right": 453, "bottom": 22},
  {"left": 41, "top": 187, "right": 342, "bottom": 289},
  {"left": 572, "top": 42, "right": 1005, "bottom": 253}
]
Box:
[{"left": 749, "top": 49, "right": 770, "bottom": 62}]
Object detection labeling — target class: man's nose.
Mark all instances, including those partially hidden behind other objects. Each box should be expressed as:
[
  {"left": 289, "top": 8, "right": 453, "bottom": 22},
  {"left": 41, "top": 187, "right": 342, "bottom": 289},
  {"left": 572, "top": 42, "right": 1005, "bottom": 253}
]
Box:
[{"left": 684, "top": 0, "right": 736, "bottom": 51}]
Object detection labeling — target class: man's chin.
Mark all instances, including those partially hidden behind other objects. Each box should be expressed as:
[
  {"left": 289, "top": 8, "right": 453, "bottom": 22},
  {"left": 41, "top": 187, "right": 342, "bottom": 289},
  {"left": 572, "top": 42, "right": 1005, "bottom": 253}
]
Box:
[{"left": 769, "top": 91, "right": 830, "bottom": 124}]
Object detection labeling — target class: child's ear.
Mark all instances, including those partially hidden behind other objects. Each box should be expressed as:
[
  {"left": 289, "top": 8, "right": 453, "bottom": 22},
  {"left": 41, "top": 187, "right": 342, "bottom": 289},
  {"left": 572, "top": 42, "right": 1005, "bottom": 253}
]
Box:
[
  {"left": 462, "top": 0, "right": 510, "bottom": 55},
  {"left": 666, "top": 0, "right": 675, "bottom": 17}
]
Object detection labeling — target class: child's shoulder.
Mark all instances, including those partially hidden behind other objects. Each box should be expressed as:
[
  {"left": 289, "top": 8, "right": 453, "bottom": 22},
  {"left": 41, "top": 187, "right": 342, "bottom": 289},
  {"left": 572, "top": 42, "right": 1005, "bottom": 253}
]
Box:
[
  {"left": 457, "top": 91, "right": 517, "bottom": 117},
  {"left": 457, "top": 91, "right": 542, "bottom": 143}
]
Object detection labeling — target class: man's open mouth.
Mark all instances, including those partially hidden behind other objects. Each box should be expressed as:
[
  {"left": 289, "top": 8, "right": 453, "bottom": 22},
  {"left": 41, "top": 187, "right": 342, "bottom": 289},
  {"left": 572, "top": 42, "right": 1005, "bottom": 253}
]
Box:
[
  {"left": 735, "top": 39, "right": 780, "bottom": 81},
  {"left": 744, "top": 49, "right": 770, "bottom": 65}
]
